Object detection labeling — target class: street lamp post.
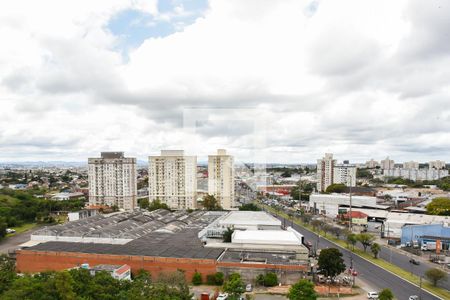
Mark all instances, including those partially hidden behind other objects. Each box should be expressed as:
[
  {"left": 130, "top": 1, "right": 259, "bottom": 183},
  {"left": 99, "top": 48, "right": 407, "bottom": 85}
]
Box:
[{"left": 348, "top": 175, "right": 353, "bottom": 232}]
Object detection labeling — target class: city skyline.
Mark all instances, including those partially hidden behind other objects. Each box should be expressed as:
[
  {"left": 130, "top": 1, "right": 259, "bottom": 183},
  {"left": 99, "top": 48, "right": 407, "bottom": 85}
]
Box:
[{"left": 1, "top": 0, "right": 449, "bottom": 163}]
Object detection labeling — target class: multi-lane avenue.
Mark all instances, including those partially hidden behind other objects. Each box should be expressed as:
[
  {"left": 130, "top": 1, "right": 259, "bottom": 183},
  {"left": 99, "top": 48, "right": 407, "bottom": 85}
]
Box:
[{"left": 267, "top": 211, "right": 443, "bottom": 300}]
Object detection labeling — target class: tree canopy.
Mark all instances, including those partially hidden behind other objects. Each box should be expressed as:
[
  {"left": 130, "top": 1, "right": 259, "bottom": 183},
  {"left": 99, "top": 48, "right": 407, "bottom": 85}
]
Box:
[
  {"left": 318, "top": 248, "right": 346, "bottom": 278},
  {"left": 378, "top": 288, "right": 394, "bottom": 300},
  {"left": 325, "top": 184, "right": 346, "bottom": 194},
  {"left": 238, "top": 203, "right": 260, "bottom": 211},
  {"left": 223, "top": 273, "right": 245, "bottom": 299},
  {"left": 202, "top": 194, "right": 222, "bottom": 211},
  {"left": 0, "top": 267, "right": 193, "bottom": 300},
  {"left": 426, "top": 197, "right": 450, "bottom": 215},
  {"left": 425, "top": 268, "right": 448, "bottom": 286},
  {"left": 287, "top": 279, "right": 317, "bottom": 300}
]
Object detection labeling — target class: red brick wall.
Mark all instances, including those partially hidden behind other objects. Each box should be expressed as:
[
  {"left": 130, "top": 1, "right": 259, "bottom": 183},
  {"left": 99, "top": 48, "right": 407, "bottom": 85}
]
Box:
[
  {"left": 16, "top": 250, "right": 218, "bottom": 280},
  {"left": 16, "top": 250, "right": 308, "bottom": 281}
]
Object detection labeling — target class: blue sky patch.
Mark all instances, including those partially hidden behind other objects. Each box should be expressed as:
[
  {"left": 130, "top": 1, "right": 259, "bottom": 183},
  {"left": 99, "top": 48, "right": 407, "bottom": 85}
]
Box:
[{"left": 107, "top": 0, "right": 209, "bottom": 59}]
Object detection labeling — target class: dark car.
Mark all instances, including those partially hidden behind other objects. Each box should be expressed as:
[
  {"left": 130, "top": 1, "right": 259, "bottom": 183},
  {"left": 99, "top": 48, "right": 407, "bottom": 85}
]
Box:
[{"left": 409, "top": 258, "right": 420, "bottom": 265}]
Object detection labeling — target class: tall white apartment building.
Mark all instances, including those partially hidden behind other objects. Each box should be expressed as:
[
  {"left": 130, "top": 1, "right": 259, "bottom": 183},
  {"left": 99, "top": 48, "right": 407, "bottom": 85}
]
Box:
[
  {"left": 333, "top": 163, "right": 357, "bottom": 187},
  {"left": 208, "top": 149, "right": 235, "bottom": 210},
  {"left": 317, "top": 153, "right": 336, "bottom": 192},
  {"left": 88, "top": 152, "right": 137, "bottom": 210},
  {"left": 429, "top": 160, "right": 446, "bottom": 169},
  {"left": 148, "top": 150, "right": 197, "bottom": 210},
  {"left": 381, "top": 157, "right": 395, "bottom": 170},
  {"left": 365, "top": 159, "right": 379, "bottom": 168},
  {"left": 403, "top": 161, "right": 419, "bottom": 170}
]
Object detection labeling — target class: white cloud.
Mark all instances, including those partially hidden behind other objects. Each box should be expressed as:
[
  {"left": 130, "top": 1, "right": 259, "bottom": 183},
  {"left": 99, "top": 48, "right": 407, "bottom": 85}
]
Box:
[{"left": 0, "top": 0, "right": 449, "bottom": 163}]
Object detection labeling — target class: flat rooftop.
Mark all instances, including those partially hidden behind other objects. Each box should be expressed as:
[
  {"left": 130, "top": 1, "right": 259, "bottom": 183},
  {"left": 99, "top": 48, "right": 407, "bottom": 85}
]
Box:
[
  {"left": 26, "top": 228, "right": 224, "bottom": 260},
  {"left": 219, "top": 249, "right": 302, "bottom": 265},
  {"left": 232, "top": 230, "right": 302, "bottom": 245},
  {"left": 218, "top": 211, "right": 281, "bottom": 227}
]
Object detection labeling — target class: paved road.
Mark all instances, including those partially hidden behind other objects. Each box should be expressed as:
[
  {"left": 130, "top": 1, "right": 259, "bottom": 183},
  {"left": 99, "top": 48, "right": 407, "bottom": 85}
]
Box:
[
  {"left": 379, "top": 244, "right": 450, "bottom": 290},
  {"left": 269, "top": 212, "right": 442, "bottom": 300},
  {"left": 0, "top": 226, "right": 41, "bottom": 254}
]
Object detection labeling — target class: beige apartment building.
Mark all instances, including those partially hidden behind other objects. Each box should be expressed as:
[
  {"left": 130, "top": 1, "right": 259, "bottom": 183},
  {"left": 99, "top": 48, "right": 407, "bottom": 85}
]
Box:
[
  {"left": 316, "top": 153, "right": 336, "bottom": 192},
  {"left": 148, "top": 150, "right": 197, "bottom": 210},
  {"left": 88, "top": 152, "right": 137, "bottom": 210},
  {"left": 208, "top": 149, "right": 235, "bottom": 210}
]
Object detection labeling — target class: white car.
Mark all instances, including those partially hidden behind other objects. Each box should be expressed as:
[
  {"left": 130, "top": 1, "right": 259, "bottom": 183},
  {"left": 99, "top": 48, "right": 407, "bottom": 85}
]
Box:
[
  {"left": 408, "top": 296, "right": 419, "bottom": 300},
  {"left": 6, "top": 228, "right": 16, "bottom": 234},
  {"left": 216, "top": 293, "right": 228, "bottom": 300},
  {"left": 367, "top": 292, "right": 379, "bottom": 299}
]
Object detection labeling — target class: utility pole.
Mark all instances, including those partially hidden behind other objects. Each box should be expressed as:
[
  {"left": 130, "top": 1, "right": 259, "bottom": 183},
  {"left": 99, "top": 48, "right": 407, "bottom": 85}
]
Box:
[{"left": 348, "top": 174, "right": 353, "bottom": 232}]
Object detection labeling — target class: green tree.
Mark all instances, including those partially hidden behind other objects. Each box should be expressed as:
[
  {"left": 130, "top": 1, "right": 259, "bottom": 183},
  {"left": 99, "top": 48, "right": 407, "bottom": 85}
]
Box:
[
  {"left": 54, "top": 271, "right": 76, "bottom": 300},
  {"left": 239, "top": 203, "right": 260, "bottom": 211},
  {"left": 325, "top": 184, "right": 346, "bottom": 193},
  {"left": 425, "top": 268, "right": 448, "bottom": 286},
  {"left": 148, "top": 199, "right": 170, "bottom": 211},
  {"left": 346, "top": 233, "right": 357, "bottom": 250},
  {"left": 0, "top": 254, "right": 16, "bottom": 294},
  {"left": 287, "top": 279, "right": 317, "bottom": 300},
  {"left": 202, "top": 194, "right": 222, "bottom": 211},
  {"left": 255, "top": 274, "right": 265, "bottom": 286},
  {"left": 318, "top": 248, "right": 346, "bottom": 278},
  {"left": 310, "top": 219, "right": 324, "bottom": 232},
  {"left": 223, "top": 273, "right": 245, "bottom": 300},
  {"left": 357, "top": 233, "right": 375, "bottom": 252},
  {"left": 263, "top": 272, "right": 278, "bottom": 287},
  {"left": 138, "top": 198, "right": 150, "bottom": 210},
  {"left": 222, "top": 227, "right": 234, "bottom": 243},
  {"left": 378, "top": 288, "right": 394, "bottom": 300},
  {"left": 426, "top": 197, "right": 450, "bottom": 215},
  {"left": 192, "top": 271, "right": 202, "bottom": 286},
  {"left": 370, "top": 243, "right": 381, "bottom": 258},
  {"left": 214, "top": 272, "right": 224, "bottom": 285}
]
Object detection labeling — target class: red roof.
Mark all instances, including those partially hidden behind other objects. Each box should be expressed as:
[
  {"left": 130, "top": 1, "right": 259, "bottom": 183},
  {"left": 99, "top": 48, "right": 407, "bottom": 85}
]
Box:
[{"left": 343, "top": 211, "right": 368, "bottom": 219}]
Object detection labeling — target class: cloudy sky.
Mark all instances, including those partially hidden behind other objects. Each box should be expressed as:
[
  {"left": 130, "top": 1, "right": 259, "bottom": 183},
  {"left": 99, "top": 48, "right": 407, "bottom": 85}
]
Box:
[{"left": 0, "top": 0, "right": 449, "bottom": 164}]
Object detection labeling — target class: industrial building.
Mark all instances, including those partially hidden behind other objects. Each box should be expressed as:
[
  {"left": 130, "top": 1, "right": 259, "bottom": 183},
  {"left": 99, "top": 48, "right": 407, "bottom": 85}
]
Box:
[
  {"left": 16, "top": 210, "right": 309, "bottom": 284},
  {"left": 401, "top": 224, "right": 450, "bottom": 251},
  {"left": 309, "top": 193, "right": 388, "bottom": 217}
]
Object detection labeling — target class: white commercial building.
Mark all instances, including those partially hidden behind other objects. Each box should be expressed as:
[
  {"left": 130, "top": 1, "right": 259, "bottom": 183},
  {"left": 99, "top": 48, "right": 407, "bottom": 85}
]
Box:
[
  {"left": 381, "top": 157, "right": 395, "bottom": 170},
  {"left": 429, "top": 160, "right": 446, "bottom": 170},
  {"left": 208, "top": 149, "right": 235, "bottom": 209},
  {"left": 333, "top": 163, "right": 356, "bottom": 187},
  {"left": 316, "top": 153, "right": 336, "bottom": 192},
  {"left": 309, "top": 193, "right": 382, "bottom": 217},
  {"left": 88, "top": 152, "right": 137, "bottom": 210},
  {"left": 384, "top": 168, "right": 449, "bottom": 181},
  {"left": 148, "top": 150, "right": 197, "bottom": 210}
]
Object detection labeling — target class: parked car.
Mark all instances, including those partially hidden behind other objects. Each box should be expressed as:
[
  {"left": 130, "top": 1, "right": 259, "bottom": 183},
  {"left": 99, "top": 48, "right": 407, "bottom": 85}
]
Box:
[
  {"left": 6, "top": 228, "right": 16, "bottom": 234},
  {"left": 408, "top": 296, "right": 419, "bottom": 300},
  {"left": 409, "top": 258, "right": 420, "bottom": 265},
  {"left": 367, "top": 291, "right": 379, "bottom": 299},
  {"left": 216, "top": 293, "right": 228, "bottom": 300},
  {"left": 245, "top": 284, "right": 252, "bottom": 292}
]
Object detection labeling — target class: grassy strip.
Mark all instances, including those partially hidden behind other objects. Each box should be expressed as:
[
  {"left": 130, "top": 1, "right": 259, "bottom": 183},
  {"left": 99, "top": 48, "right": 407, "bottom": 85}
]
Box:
[
  {"left": 259, "top": 204, "right": 450, "bottom": 299},
  {"left": 7, "top": 222, "right": 38, "bottom": 236}
]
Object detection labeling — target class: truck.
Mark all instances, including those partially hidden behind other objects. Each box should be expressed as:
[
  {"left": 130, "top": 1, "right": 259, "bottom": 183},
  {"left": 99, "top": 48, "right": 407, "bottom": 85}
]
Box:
[{"left": 422, "top": 242, "right": 436, "bottom": 251}]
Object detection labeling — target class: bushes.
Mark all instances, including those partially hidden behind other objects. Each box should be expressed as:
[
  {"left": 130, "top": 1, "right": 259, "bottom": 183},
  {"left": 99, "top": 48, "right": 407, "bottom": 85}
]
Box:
[
  {"left": 192, "top": 272, "right": 202, "bottom": 286},
  {"left": 206, "top": 272, "right": 224, "bottom": 286},
  {"left": 256, "top": 273, "right": 278, "bottom": 287},
  {"left": 263, "top": 273, "right": 278, "bottom": 287}
]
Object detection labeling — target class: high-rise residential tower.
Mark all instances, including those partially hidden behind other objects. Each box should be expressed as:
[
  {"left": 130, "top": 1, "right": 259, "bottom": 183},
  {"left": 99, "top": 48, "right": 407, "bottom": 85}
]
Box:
[
  {"left": 403, "top": 161, "right": 419, "bottom": 170},
  {"left": 316, "top": 153, "right": 336, "bottom": 192},
  {"left": 208, "top": 149, "right": 235, "bottom": 210},
  {"left": 429, "top": 160, "right": 446, "bottom": 169},
  {"left": 333, "top": 163, "right": 357, "bottom": 187},
  {"left": 380, "top": 157, "right": 395, "bottom": 170},
  {"left": 148, "top": 150, "right": 197, "bottom": 210},
  {"left": 88, "top": 152, "right": 137, "bottom": 210}
]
